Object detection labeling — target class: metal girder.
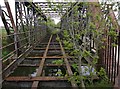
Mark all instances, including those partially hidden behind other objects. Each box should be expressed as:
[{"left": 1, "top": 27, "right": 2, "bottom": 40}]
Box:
[
  {"left": 34, "top": 47, "right": 61, "bottom": 50},
  {"left": 18, "top": 64, "right": 65, "bottom": 67},
  {"left": 34, "top": 2, "right": 68, "bottom": 4},
  {"left": 26, "top": 56, "right": 73, "bottom": 59},
  {"left": 1, "top": 0, "right": 18, "bottom": 67},
  {"left": 4, "top": 1, "right": 16, "bottom": 33},
  {"left": 5, "top": 76, "right": 67, "bottom": 81},
  {"left": 0, "top": 10, "right": 11, "bottom": 35},
  {"left": 42, "top": 11, "right": 66, "bottom": 13},
  {"left": 58, "top": 35, "right": 78, "bottom": 88},
  {"left": 31, "top": 35, "right": 53, "bottom": 89},
  {"left": 38, "top": 4, "right": 69, "bottom": 9},
  {"left": 2, "top": 46, "right": 33, "bottom": 79},
  {"left": 34, "top": 2, "right": 71, "bottom": 18}
]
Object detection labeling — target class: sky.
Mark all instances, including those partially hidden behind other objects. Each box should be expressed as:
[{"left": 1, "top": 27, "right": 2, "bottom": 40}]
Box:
[
  {"left": 0, "top": 0, "right": 61, "bottom": 26},
  {"left": 0, "top": 0, "right": 15, "bottom": 26},
  {"left": 0, "top": 0, "right": 120, "bottom": 26},
  {"left": 0, "top": 0, "right": 83, "bottom": 26}
]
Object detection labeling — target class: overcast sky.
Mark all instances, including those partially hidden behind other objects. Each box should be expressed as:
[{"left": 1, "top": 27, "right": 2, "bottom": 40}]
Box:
[
  {"left": 0, "top": 0, "right": 81, "bottom": 26},
  {"left": 0, "top": 0, "right": 62, "bottom": 26},
  {"left": 0, "top": 0, "right": 15, "bottom": 26},
  {"left": 0, "top": 0, "right": 120, "bottom": 26}
]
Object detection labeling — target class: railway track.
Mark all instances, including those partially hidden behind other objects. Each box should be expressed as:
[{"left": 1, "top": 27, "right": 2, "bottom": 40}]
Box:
[{"left": 2, "top": 34, "right": 78, "bottom": 89}]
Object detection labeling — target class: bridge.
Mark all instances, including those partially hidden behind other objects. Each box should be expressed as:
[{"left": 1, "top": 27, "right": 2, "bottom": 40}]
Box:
[{"left": 0, "top": 0, "right": 120, "bottom": 89}]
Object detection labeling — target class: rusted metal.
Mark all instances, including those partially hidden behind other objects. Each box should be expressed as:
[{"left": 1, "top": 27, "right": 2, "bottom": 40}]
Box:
[
  {"left": 118, "top": 32, "right": 120, "bottom": 75},
  {"left": 0, "top": 8, "right": 11, "bottom": 35},
  {"left": 114, "top": 66, "right": 120, "bottom": 89},
  {"left": 34, "top": 2, "right": 69, "bottom": 18},
  {"left": 2, "top": 46, "right": 33, "bottom": 79},
  {"left": 31, "top": 35, "right": 52, "bottom": 89},
  {"left": 26, "top": 56, "right": 73, "bottom": 59},
  {"left": 18, "top": 64, "right": 65, "bottom": 67},
  {"left": 1, "top": 1, "right": 120, "bottom": 88},
  {"left": 34, "top": 47, "right": 61, "bottom": 50},
  {"left": 5, "top": 76, "right": 67, "bottom": 81},
  {"left": 58, "top": 35, "right": 78, "bottom": 88},
  {"left": 1, "top": 1, "right": 73, "bottom": 89},
  {"left": 4, "top": 0, "right": 18, "bottom": 57},
  {"left": 4, "top": 0, "right": 16, "bottom": 33},
  {"left": 1, "top": 1, "right": 48, "bottom": 79},
  {"left": 36, "top": 35, "right": 53, "bottom": 76},
  {"left": 45, "top": 64, "right": 65, "bottom": 67},
  {"left": 18, "top": 64, "right": 39, "bottom": 67},
  {"left": 88, "top": 2, "right": 120, "bottom": 84}
]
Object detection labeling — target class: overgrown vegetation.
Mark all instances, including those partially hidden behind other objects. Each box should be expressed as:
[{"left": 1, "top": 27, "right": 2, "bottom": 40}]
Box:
[
  {"left": 40, "top": 17, "right": 61, "bottom": 34},
  {"left": 1, "top": 28, "right": 12, "bottom": 58},
  {"left": 1, "top": 0, "right": 119, "bottom": 88},
  {"left": 48, "top": 1, "right": 118, "bottom": 88}
]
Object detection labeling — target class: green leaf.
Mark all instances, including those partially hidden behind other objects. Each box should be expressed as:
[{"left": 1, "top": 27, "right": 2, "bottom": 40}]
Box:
[
  {"left": 89, "top": 22, "right": 96, "bottom": 29},
  {"left": 108, "top": 30, "right": 117, "bottom": 37},
  {"left": 52, "top": 59, "right": 64, "bottom": 65},
  {"left": 112, "top": 43, "right": 117, "bottom": 47}
]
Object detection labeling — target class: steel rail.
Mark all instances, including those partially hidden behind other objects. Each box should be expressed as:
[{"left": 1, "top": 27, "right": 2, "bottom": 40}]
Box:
[
  {"left": 26, "top": 56, "right": 73, "bottom": 59},
  {"left": 2, "top": 36, "right": 44, "bottom": 78},
  {"left": 18, "top": 64, "right": 66, "bottom": 67},
  {"left": 57, "top": 34, "right": 78, "bottom": 88},
  {"left": 31, "top": 35, "right": 52, "bottom": 89},
  {"left": 5, "top": 76, "right": 67, "bottom": 81},
  {"left": 2, "top": 30, "right": 41, "bottom": 60}
]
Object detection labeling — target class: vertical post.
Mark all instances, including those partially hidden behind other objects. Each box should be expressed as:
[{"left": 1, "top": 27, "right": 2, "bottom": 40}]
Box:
[
  {"left": 33, "top": 13, "right": 37, "bottom": 43},
  {"left": 118, "top": 3, "right": 120, "bottom": 76},
  {"left": 33, "top": 13, "right": 36, "bottom": 46},
  {"left": 117, "top": 2, "right": 120, "bottom": 76},
  {"left": 30, "top": 9, "right": 33, "bottom": 46},
  {"left": 0, "top": 6, "right": 2, "bottom": 89},
  {"left": 117, "top": 32, "right": 120, "bottom": 75},
  {"left": 4, "top": 0, "right": 18, "bottom": 58},
  {"left": 15, "top": 2, "right": 21, "bottom": 56},
  {"left": 0, "top": 9, "right": 10, "bottom": 35},
  {"left": 118, "top": 2, "right": 120, "bottom": 24},
  {"left": 32, "top": 10, "right": 35, "bottom": 46},
  {"left": 27, "top": 8, "right": 31, "bottom": 46}
]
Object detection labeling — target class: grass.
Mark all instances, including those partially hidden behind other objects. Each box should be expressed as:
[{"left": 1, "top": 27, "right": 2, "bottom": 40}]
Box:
[{"left": 0, "top": 28, "right": 12, "bottom": 59}]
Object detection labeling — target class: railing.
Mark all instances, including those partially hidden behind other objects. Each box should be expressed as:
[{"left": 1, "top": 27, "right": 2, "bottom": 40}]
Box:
[
  {"left": 0, "top": 1, "right": 47, "bottom": 78},
  {"left": 0, "top": 0, "right": 120, "bottom": 86},
  {"left": 61, "top": 2, "right": 120, "bottom": 85},
  {"left": 89, "top": 2, "right": 120, "bottom": 83}
]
